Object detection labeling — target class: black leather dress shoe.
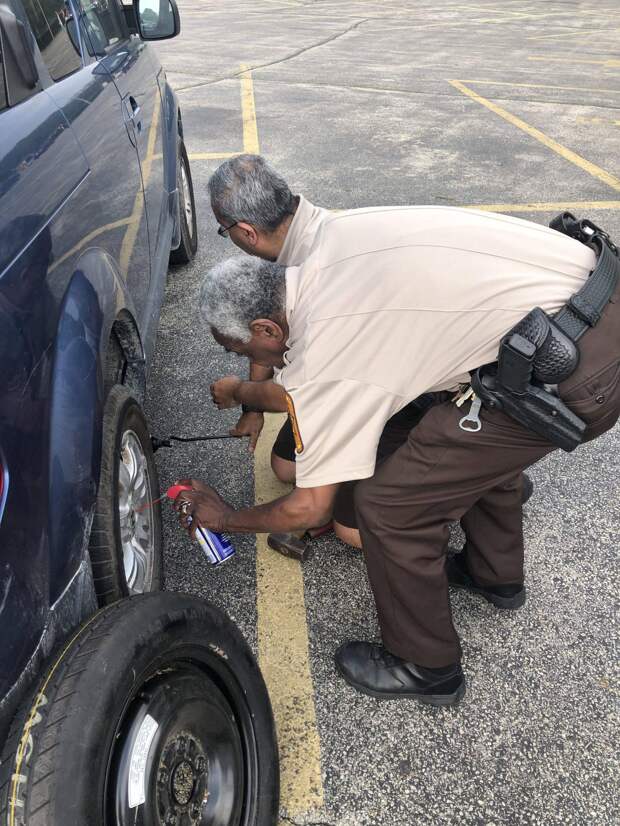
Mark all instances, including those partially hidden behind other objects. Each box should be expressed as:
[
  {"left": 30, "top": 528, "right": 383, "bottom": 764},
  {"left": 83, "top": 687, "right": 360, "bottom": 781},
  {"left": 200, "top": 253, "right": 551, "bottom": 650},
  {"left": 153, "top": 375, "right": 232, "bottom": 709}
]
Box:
[
  {"left": 335, "top": 641, "right": 465, "bottom": 706},
  {"left": 446, "top": 553, "right": 526, "bottom": 609}
]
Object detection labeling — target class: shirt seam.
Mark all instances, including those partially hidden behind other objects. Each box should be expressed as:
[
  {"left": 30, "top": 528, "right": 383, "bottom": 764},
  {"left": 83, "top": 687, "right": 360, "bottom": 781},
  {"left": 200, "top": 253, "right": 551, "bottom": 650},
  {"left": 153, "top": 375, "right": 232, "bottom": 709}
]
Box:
[
  {"left": 317, "top": 241, "right": 592, "bottom": 274},
  {"left": 286, "top": 377, "right": 408, "bottom": 400},
  {"left": 306, "top": 306, "right": 534, "bottom": 322}
]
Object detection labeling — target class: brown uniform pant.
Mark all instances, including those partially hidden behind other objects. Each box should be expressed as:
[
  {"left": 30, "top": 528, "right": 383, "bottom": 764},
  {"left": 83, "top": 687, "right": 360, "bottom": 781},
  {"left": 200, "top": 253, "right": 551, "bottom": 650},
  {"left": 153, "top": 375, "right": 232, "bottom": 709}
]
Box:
[{"left": 355, "top": 279, "right": 620, "bottom": 668}]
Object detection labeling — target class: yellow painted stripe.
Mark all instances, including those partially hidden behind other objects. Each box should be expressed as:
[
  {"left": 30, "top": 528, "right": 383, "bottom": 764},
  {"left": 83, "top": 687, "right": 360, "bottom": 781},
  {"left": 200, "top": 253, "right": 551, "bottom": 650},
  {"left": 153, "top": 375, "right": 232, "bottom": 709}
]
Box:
[
  {"left": 464, "top": 200, "right": 620, "bottom": 213},
  {"left": 240, "top": 64, "right": 260, "bottom": 154},
  {"left": 449, "top": 80, "right": 620, "bottom": 192},
  {"left": 49, "top": 216, "right": 135, "bottom": 274},
  {"left": 528, "top": 55, "right": 620, "bottom": 68},
  {"left": 255, "top": 415, "right": 324, "bottom": 818},
  {"left": 455, "top": 78, "right": 620, "bottom": 95},
  {"left": 189, "top": 152, "right": 239, "bottom": 160},
  {"left": 528, "top": 27, "right": 620, "bottom": 41},
  {"left": 241, "top": 65, "right": 324, "bottom": 819}
]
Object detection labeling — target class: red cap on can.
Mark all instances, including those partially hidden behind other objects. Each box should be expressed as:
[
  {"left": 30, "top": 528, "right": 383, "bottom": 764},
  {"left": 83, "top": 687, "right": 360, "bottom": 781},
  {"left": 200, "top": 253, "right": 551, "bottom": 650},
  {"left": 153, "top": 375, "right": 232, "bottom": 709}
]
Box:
[{"left": 166, "top": 484, "right": 193, "bottom": 500}]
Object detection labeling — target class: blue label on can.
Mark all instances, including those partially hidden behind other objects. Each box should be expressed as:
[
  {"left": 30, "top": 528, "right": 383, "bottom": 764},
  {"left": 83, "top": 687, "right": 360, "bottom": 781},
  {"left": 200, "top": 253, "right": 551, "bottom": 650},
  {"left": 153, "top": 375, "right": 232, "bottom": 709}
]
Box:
[{"left": 195, "top": 525, "right": 235, "bottom": 566}]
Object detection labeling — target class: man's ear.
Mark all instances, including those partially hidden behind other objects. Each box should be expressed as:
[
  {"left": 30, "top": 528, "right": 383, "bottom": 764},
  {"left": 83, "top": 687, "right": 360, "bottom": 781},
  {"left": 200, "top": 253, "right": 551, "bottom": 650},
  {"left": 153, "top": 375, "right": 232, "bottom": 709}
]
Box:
[
  {"left": 237, "top": 222, "right": 259, "bottom": 246},
  {"left": 249, "top": 319, "right": 286, "bottom": 342}
]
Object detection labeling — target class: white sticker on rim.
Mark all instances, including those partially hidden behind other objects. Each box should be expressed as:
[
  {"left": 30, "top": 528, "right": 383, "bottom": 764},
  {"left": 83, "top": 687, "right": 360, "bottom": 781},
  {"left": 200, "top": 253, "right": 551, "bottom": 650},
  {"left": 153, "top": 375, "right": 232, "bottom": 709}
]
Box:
[{"left": 128, "top": 713, "right": 159, "bottom": 809}]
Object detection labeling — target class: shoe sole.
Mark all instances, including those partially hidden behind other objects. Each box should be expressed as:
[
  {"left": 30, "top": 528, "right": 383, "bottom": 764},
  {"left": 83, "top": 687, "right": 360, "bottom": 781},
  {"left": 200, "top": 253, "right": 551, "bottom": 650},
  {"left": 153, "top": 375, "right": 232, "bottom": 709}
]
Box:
[
  {"left": 449, "top": 580, "right": 526, "bottom": 610},
  {"left": 335, "top": 661, "right": 466, "bottom": 707}
]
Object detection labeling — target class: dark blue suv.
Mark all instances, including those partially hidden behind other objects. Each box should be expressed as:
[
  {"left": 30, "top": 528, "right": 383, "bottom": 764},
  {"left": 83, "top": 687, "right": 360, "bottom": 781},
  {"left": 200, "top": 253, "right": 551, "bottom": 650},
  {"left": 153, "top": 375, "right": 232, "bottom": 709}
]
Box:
[{"left": 0, "top": 2, "right": 278, "bottom": 823}]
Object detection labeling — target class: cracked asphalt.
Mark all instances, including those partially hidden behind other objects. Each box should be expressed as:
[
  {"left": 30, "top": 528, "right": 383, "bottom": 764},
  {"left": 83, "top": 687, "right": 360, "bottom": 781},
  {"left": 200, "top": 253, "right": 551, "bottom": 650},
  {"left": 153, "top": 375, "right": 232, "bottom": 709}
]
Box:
[{"left": 146, "top": 2, "right": 619, "bottom": 824}]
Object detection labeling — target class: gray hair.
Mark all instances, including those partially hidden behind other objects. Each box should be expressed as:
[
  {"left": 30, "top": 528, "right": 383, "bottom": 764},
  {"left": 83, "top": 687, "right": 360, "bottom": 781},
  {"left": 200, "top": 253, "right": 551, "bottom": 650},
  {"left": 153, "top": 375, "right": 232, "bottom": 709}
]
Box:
[
  {"left": 200, "top": 256, "right": 286, "bottom": 343},
  {"left": 208, "top": 154, "right": 295, "bottom": 232}
]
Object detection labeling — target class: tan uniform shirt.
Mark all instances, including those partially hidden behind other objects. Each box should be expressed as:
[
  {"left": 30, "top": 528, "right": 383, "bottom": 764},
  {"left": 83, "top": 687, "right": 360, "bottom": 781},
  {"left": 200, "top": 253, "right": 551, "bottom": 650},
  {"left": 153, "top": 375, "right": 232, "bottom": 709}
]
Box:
[
  {"left": 273, "top": 206, "right": 596, "bottom": 488},
  {"left": 276, "top": 195, "right": 329, "bottom": 266}
]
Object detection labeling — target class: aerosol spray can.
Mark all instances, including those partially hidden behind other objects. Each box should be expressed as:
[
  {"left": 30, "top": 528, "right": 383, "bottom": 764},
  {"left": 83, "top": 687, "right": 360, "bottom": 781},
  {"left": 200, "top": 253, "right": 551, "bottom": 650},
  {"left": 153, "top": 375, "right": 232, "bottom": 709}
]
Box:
[{"left": 166, "top": 484, "right": 235, "bottom": 566}]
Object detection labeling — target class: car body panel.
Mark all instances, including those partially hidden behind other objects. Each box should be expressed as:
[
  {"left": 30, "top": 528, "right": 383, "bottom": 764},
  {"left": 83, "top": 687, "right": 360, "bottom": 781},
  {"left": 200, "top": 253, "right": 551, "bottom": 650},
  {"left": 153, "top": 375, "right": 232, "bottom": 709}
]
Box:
[{"left": 0, "top": 0, "right": 181, "bottom": 737}]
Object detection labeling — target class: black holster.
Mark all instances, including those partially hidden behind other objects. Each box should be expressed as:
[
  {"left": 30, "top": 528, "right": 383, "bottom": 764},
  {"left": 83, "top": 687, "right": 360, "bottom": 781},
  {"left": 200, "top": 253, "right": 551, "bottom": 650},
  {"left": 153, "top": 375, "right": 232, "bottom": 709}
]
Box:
[{"left": 471, "top": 346, "right": 586, "bottom": 453}]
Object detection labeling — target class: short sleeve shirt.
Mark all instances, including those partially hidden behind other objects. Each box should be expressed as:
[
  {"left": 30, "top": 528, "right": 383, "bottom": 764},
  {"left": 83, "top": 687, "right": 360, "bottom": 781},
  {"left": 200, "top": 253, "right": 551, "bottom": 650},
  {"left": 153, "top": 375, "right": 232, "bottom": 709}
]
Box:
[{"left": 272, "top": 206, "right": 595, "bottom": 488}]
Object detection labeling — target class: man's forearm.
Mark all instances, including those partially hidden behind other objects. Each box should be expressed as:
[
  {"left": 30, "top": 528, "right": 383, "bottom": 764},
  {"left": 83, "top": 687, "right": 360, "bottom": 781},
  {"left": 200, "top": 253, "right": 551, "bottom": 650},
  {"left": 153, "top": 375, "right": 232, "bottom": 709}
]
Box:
[
  {"left": 221, "top": 489, "right": 333, "bottom": 534},
  {"left": 234, "top": 379, "right": 288, "bottom": 413}
]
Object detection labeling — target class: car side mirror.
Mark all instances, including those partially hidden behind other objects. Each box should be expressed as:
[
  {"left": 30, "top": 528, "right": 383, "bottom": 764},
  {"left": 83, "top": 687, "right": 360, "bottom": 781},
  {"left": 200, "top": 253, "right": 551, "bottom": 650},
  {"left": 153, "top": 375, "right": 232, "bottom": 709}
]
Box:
[{"left": 132, "top": 0, "right": 180, "bottom": 41}]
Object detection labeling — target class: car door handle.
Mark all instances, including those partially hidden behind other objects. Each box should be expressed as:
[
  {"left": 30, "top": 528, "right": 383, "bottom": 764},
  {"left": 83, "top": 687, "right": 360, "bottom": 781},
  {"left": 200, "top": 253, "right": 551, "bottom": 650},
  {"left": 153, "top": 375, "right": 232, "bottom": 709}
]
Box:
[
  {"left": 123, "top": 95, "right": 142, "bottom": 132},
  {"left": 128, "top": 96, "right": 141, "bottom": 119}
]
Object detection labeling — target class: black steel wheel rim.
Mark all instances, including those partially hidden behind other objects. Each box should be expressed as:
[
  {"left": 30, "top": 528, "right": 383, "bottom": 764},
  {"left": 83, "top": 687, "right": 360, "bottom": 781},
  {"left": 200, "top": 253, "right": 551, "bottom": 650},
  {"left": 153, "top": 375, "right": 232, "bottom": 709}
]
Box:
[{"left": 105, "top": 649, "right": 259, "bottom": 826}]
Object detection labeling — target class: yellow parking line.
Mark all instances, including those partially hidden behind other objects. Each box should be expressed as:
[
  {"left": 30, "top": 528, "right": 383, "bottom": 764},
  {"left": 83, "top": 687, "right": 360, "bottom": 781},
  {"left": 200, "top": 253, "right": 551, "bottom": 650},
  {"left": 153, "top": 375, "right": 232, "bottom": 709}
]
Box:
[
  {"left": 464, "top": 200, "right": 620, "bottom": 213},
  {"left": 528, "top": 55, "right": 620, "bottom": 68},
  {"left": 241, "top": 66, "right": 324, "bottom": 819},
  {"left": 49, "top": 216, "right": 135, "bottom": 274},
  {"left": 455, "top": 78, "right": 620, "bottom": 95},
  {"left": 528, "top": 27, "right": 620, "bottom": 40},
  {"left": 189, "top": 152, "right": 238, "bottom": 160},
  {"left": 449, "top": 80, "right": 620, "bottom": 192},
  {"left": 255, "top": 416, "right": 324, "bottom": 818},
  {"left": 240, "top": 64, "right": 260, "bottom": 154}
]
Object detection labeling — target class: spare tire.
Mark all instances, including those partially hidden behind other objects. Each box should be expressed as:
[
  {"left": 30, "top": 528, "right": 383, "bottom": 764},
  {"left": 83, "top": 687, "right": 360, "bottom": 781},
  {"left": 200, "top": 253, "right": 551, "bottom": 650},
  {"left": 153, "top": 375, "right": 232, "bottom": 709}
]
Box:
[{"left": 0, "top": 593, "right": 279, "bottom": 826}]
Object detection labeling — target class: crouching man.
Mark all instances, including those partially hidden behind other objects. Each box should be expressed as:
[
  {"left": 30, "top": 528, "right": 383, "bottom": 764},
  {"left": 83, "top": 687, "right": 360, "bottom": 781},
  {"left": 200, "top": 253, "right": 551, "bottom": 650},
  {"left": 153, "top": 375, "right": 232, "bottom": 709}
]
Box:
[{"left": 176, "top": 206, "right": 620, "bottom": 706}]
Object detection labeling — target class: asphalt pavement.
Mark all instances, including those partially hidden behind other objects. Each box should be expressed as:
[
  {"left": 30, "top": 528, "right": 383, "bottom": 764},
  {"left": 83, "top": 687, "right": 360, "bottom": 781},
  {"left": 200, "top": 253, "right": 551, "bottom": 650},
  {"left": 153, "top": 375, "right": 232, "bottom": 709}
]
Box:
[{"left": 146, "top": 2, "right": 620, "bottom": 823}]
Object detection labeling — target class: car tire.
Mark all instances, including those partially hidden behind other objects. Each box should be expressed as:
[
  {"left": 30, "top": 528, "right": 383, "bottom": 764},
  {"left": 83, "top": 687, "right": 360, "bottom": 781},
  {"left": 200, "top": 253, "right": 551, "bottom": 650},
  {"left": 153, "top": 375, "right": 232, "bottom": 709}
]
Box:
[
  {"left": 170, "top": 139, "right": 198, "bottom": 266},
  {"left": 0, "top": 593, "right": 279, "bottom": 826},
  {"left": 89, "top": 385, "right": 163, "bottom": 604}
]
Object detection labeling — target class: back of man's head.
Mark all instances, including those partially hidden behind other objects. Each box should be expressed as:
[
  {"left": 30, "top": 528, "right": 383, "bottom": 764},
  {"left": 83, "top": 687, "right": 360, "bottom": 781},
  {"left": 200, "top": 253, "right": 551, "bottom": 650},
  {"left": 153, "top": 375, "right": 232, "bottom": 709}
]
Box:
[
  {"left": 208, "top": 154, "right": 295, "bottom": 233},
  {"left": 200, "top": 255, "right": 286, "bottom": 343}
]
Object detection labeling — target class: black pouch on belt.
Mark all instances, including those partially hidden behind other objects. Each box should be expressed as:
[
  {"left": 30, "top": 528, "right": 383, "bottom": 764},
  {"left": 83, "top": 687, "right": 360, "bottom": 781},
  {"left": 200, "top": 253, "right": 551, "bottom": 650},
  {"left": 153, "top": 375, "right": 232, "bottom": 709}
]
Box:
[
  {"left": 471, "top": 213, "right": 620, "bottom": 452},
  {"left": 472, "top": 309, "right": 586, "bottom": 451}
]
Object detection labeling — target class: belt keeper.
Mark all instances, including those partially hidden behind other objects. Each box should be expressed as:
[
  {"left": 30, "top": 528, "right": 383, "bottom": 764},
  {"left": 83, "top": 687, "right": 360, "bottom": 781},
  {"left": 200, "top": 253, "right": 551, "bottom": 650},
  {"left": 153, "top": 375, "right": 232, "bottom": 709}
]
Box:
[{"left": 568, "top": 294, "right": 600, "bottom": 326}]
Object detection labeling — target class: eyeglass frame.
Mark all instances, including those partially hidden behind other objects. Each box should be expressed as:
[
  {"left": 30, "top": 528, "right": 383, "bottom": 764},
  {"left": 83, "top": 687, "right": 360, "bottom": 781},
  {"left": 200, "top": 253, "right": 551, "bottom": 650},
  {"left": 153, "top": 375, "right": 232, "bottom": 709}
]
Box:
[
  {"left": 217, "top": 205, "right": 297, "bottom": 238},
  {"left": 217, "top": 220, "right": 239, "bottom": 237}
]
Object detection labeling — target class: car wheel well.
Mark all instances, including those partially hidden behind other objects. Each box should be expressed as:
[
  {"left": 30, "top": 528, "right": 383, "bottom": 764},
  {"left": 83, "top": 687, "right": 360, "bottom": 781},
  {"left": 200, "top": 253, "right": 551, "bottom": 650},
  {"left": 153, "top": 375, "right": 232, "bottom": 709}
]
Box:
[{"left": 104, "top": 314, "right": 146, "bottom": 403}]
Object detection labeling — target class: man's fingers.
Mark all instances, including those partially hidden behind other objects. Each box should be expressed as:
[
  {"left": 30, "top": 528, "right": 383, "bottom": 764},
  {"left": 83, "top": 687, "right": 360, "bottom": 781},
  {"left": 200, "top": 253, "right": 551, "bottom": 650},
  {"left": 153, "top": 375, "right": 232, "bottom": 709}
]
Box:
[{"left": 248, "top": 430, "right": 259, "bottom": 452}]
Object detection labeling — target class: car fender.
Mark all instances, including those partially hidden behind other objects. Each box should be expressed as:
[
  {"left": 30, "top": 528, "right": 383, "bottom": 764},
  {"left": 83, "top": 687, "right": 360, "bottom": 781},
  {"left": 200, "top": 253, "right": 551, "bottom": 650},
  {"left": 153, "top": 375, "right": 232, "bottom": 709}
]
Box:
[{"left": 47, "top": 249, "right": 144, "bottom": 605}]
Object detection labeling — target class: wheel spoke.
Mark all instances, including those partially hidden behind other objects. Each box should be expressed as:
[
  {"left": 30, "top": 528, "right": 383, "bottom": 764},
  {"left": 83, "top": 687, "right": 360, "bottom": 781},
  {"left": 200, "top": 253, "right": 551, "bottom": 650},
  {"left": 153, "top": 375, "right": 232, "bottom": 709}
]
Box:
[
  {"left": 118, "top": 458, "right": 132, "bottom": 494},
  {"left": 130, "top": 538, "right": 148, "bottom": 590}
]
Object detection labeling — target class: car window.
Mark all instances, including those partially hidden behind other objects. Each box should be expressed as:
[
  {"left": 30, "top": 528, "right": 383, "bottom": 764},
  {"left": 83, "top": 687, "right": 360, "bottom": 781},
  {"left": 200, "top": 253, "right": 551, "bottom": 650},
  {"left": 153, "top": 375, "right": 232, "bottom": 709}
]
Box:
[
  {"left": 77, "top": 0, "right": 126, "bottom": 57},
  {"left": 21, "top": 0, "right": 82, "bottom": 81}
]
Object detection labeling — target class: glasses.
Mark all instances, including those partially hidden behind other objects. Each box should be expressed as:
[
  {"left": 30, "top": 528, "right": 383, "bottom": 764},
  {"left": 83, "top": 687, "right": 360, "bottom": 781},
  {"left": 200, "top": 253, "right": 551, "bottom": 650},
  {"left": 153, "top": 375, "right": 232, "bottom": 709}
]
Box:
[{"left": 217, "top": 221, "right": 238, "bottom": 237}]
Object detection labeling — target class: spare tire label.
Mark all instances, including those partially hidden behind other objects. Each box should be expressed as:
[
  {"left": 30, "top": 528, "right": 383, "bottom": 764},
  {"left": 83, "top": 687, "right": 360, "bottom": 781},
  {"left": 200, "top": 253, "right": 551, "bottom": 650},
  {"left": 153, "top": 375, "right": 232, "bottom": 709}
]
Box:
[{"left": 128, "top": 713, "right": 159, "bottom": 808}]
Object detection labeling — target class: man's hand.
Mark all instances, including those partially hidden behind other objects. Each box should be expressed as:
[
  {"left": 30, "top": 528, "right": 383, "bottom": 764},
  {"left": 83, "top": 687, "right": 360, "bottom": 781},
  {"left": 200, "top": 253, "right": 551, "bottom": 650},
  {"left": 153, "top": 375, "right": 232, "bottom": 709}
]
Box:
[
  {"left": 173, "top": 482, "right": 233, "bottom": 535},
  {"left": 230, "top": 410, "right": 264, "bottom": 452},
  {"left": 210, "top": 375, "right": 242, "bottom": 409}
]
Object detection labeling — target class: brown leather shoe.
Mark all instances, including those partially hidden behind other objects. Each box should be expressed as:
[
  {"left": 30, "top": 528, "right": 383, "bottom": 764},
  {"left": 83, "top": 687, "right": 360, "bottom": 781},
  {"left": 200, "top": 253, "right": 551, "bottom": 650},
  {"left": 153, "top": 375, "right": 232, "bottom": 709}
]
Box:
[{"left": 266, "top": 532, "right": 310, "bottom": 561}]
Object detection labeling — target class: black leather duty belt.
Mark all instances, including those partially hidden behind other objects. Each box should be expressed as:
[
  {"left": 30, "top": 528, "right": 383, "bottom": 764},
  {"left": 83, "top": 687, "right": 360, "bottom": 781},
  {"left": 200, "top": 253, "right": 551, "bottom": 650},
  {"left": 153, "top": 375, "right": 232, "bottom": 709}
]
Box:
[{"left": 550, "top": 212, "right": 619, "bottom": 340}]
